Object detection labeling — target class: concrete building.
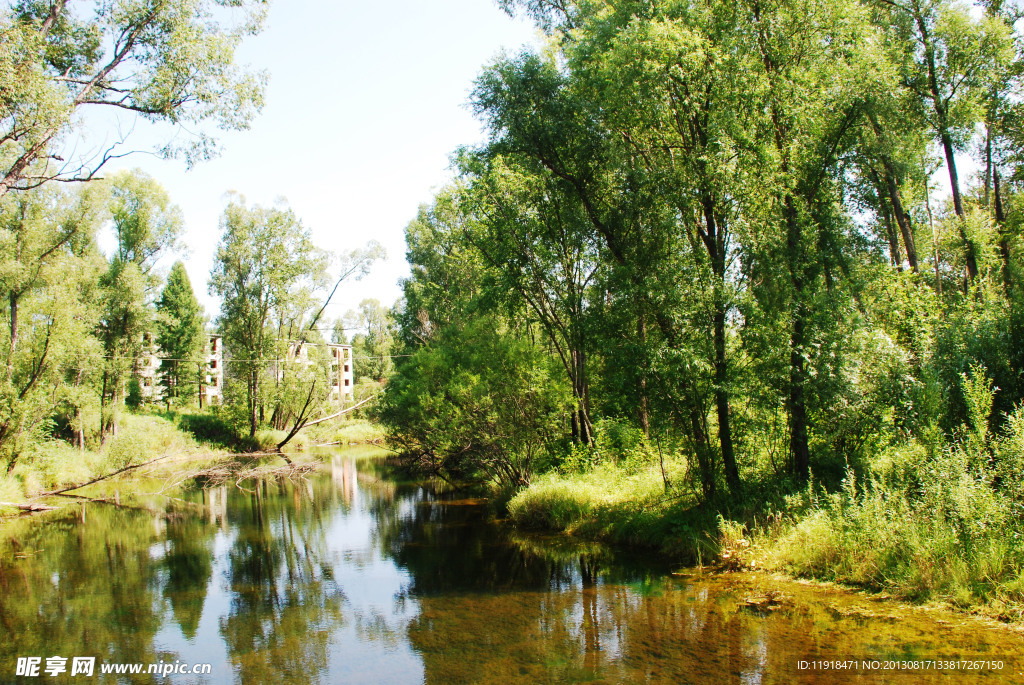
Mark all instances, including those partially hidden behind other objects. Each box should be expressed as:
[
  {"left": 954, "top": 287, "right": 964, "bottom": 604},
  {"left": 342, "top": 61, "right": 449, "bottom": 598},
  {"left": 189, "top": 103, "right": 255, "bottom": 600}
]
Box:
[
  {"left": 328, "top": 343, "right": 355, "bottom": 402},
  {"left": 134, "top": 334, "right": 348, "bottom": 407},
  {"left": 202, "top": 334, "right": 224, "bottom": 407},
  {"left": 134, "top": 332, "right": 224, "bottom": 406},
  {"left": 281, "top": 340, "right": 354, "bottom": 403},
  {"left": 137, "top": 332, "right": 162, "bottom": 401}
]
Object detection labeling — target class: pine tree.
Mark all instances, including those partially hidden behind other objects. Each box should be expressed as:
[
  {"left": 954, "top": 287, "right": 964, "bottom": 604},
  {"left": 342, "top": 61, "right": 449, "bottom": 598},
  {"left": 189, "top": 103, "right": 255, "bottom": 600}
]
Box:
[{"left": 156, "top": 262, "right": 205, "bottom": 407}]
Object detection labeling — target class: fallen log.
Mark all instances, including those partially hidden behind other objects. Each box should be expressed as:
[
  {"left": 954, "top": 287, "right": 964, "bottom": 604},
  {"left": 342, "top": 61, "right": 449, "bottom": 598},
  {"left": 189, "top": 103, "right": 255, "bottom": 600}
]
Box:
[
  {"left": 0, "top": 501, "right": 59, "bottom": 512},
  {"left": 36, "top": 453, "right": 178, "bottom": 498}
]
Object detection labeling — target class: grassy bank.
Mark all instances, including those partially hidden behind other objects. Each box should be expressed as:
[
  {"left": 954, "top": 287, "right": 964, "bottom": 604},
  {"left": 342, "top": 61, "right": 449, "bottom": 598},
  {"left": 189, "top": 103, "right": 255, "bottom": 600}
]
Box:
[
  {"left": 0, "top": 411, "right": 388, "bottom": 514},
  {"left": 0, "top": 412, "right": 227, "bottom": 513},
  {"left": 507, "top": 457, "right": 720, "bottom": 556},
  {"left": 507, "top": 413, "right": 1024, "bottom": 621},
  {"left": 313, "top": 419, "right": 386, "bottom": 446}
]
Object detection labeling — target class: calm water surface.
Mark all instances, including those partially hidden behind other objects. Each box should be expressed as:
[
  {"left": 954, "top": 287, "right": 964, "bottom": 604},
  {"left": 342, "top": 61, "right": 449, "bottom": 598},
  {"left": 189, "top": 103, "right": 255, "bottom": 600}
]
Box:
[{"left": 1, "top": 448, "right": 1021, "bottom": 684}]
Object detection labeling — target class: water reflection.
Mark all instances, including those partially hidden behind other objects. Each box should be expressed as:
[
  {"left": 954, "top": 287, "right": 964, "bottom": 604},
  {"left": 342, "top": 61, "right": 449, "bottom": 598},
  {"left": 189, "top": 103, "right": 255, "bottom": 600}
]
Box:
[
  {"left": 218, "top": 477, "right": 345, "bottom": 684},
  {"left": 0, "top": 448, "right": 1020, "bottom": 684},
  {"left": 163, "top": 515, "right": 214, "bottom": 640}
]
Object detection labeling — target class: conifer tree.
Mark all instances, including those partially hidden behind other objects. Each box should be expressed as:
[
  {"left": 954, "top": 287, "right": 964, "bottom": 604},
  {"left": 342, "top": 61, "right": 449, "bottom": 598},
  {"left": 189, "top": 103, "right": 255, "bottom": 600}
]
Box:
[{"left": 156, "top": 262, "right": 205, "bottom": 407}]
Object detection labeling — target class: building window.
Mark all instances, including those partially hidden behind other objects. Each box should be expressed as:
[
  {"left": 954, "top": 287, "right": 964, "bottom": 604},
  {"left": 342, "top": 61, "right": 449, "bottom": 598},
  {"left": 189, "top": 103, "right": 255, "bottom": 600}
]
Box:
[
  {"left": 344, "top": 364, "right": 349, "bottom": 372},
  {"left": 344, "top": 379, "right": 350, "bottom": 386},
  {"left": 211, "top": 377, "right": 218, "bottom": 387},
  {"left": 210, "top": 359, "right": 217, "bottom": 369},
  {"left": 210, "top": 337, "right": 218, "bottom": 352}
]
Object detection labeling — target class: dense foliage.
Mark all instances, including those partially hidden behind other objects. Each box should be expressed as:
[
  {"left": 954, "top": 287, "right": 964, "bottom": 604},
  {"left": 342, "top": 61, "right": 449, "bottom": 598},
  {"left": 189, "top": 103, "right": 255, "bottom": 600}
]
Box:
[{"left": 383, "top": 0, "right": 1024, "bottom": 591}]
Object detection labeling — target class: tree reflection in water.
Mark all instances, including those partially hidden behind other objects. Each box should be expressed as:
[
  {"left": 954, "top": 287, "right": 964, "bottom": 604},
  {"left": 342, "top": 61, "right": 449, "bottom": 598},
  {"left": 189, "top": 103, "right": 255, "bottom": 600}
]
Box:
[
  {"left": 218, "top": 476, "right": 345, "bottom": 684},
  {"left": 163, "top": 514, "right": 214, "bottom": 640},
  {"left": 1, "top": 452, "right": 1021, "bottom": 685},
  {"left": 0, "top": 505, "right": 182, "bottom": 674}
]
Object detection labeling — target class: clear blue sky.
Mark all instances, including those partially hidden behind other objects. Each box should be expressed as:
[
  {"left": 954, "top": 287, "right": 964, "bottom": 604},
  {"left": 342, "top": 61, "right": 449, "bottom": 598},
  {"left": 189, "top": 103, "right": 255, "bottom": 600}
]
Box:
[{"left": 98, "top": 0, "right": 539, "bottom": 329}]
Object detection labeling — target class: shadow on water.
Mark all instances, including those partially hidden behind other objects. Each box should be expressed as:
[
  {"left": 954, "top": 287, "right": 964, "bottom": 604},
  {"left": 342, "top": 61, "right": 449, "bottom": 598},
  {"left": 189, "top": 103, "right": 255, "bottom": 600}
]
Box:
[{"left": 0, "top": 448, "right": 1021, "bottom": 684}]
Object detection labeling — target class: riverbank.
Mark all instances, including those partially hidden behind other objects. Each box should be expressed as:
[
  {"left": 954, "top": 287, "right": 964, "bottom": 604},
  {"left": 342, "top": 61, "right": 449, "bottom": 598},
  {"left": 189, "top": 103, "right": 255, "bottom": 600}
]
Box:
[
  {"left": 507, "top": 450, "right": 1024, "bottom": 624},
  {"left": 0, "top": 412, "right": 385, "bottom": 515}
]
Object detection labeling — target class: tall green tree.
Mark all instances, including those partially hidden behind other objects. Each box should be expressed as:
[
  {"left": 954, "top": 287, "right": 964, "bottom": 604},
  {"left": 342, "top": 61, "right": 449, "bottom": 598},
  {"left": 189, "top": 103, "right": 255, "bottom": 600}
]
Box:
[
  {"left": 209, "top": 197, "right": 326, "bottom": 438},
  {"left": 738, "top": 0, "right": 882, "bottom": 480},
  {"left": 349, "top": 298, "right": 394, "bottom": 384},
  {"left": 155, "top": 261, "right": 204, "bottom": 407},
  {"left": 874, "top": 0, "right": 1014, "bottom": 282},
  {"left": 0, "top": 182, "right": 104, "bottom": 471},
  {"left": 456, "top": 149, "right": 601, "bottom": 446},
  {"left": 383, "top": 196, "right": 569, "bottom": 486},
  {"left": 99, "top": 169, "right": 182, "bottom": 436}
]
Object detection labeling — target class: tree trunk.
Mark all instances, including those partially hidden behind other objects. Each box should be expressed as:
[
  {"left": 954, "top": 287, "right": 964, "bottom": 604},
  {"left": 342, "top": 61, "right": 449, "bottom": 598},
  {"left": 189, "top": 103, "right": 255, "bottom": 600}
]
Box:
[
  {"left": 691, "top": 405, "right": 715, "bottom": 501},
  {"left": 701, "top": 196, "right": 741, "bottom": 495},
  {"left": 789, "top": 308, "right": 811, "bottom": 480},
  {"left": 6, "top": 291, "right": 17, "bottom": 384},
  {"left": 874, "top": 172, "right": 903, "bottom": 269},
  {"left": 881, "top": 163, "right": 918, "bottom": 271},
  {"left": 8, "top": 292, "right": 17, "bottom": 356},
  {"left": 924, "top": 163, "right": 942, "bottom": 297},
  {"left": 995, "top": 169, "right": 1011, "bottom": 292},
  {"left": 713, "top": 283, "right": 740, "bottom": 495},
  {"left": 637, "top": 316, "right": 650, "bottom": 437},
  {"left": 785, "top": 197, "right": 812, "bottom": 482},
  {"left": 940, "top": 132, "right": 979, "bottom": 282},
  {"left": 917, "top": 7, "right": 978, "bottom": 281},
  {"left": 984, "top": 129, "right": 992, "bottom": 209},
  {"left": 248, "top": 367, "right": 259, "bottom": 438}
]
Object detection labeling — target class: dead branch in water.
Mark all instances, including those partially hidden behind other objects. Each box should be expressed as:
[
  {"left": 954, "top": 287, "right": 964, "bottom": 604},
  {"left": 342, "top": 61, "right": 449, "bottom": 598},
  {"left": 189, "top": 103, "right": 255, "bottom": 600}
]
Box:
[
  {"left": 159, "top": 456, "right": 319, "bottom": 492},
  {"left": 0, "top": 501, "right": 59, "bottom": 512},
  {"left": 35, "top": 453, "right": 180, "bottom": 498}
]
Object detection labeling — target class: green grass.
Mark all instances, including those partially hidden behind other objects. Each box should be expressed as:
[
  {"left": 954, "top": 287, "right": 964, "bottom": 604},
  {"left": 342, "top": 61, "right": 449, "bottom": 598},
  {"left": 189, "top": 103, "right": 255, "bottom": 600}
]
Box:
[
  {"left": 328, "top": 420, "right": 385, "bottom": 445},
  {"left": 508, "top": 455, "right": 721, "bottom": 555},
  {"left": 509, "top": 431, "right": 1024, "bottom": 619},
  {"left": 2, "top": 412, "right": 228, "bottom": 507},
  {"left": 756, "top": 445, "right": 1024, "bottom": 618}
]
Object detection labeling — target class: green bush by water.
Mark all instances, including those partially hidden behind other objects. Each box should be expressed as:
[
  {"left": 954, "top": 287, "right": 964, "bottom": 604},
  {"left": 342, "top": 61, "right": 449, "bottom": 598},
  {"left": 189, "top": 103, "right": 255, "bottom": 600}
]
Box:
[{"left": 765, "top": 415, "right": 1024, "bottom": 615}]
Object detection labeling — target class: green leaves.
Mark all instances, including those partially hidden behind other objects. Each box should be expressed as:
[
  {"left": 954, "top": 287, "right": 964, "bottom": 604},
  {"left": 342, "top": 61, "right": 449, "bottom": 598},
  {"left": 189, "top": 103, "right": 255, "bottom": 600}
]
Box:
[
  {"left": 0, "top": 182, "right": 105, "bottom": 470},
  {"left": 380, "top": 316, "right": 570, "bottom": 487},
  {"left": 209, "top": 196, "right": 328, "bottom": 436},
  {"left": 0, "top": 0, "right": 268, "bottom": 193}
]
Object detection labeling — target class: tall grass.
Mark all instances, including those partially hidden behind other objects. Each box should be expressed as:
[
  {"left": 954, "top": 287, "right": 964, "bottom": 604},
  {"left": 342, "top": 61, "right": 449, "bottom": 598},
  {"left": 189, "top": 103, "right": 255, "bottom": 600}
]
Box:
[
  {"left": 764, "top": 437, "right": 1024, "bottom": 615},
  {"left": 508, "top": 452, "right": 699, "bottom": 550},
  {"left": 330, "top": 420, "right": 386, "bottom": 445},
  {"left": 510, "top": 402, "right": 1024, "bottom": 617},
  {"left": 3, "top": 413, "right": 209, "bottom": 504}
]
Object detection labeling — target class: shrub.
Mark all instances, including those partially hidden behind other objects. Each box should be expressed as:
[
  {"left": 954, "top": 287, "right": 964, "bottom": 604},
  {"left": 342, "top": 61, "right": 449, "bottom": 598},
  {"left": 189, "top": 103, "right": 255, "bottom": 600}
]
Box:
[
  {"left": 125, "top": 378, "right": 143, "bottom": 410},
  {"left": 178, "top": 411, "right": 237, "bottom": 446},
  {"left": 104, "top": 432, "right": 150, "bottom": 471}
]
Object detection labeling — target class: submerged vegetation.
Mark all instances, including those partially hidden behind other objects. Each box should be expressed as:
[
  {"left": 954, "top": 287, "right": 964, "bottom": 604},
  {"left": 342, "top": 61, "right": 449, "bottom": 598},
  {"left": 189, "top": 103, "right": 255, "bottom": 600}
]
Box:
[{"left": 379, "top": 0, "right": 1024, "bottom": 616}]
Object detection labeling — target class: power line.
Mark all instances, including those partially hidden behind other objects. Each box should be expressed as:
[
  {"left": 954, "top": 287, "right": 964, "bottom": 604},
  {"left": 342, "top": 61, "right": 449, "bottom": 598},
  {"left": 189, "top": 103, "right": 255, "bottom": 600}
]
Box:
[{"left": 96, "top": 353, "right": 413, "bottom": 363}]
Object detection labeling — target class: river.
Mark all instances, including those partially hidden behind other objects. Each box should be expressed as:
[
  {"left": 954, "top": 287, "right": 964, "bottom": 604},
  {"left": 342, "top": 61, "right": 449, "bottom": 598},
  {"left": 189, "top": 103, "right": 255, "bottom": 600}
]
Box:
[{"left": 1, "top": 447, "right": 1020, "bottom": 683}]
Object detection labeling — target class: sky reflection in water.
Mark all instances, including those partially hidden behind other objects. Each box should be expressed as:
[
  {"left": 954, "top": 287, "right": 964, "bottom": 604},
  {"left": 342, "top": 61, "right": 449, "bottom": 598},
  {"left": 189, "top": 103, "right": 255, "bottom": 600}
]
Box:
[{"left": 1, "top": 448, "right": 1021, "bottom": 684}]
